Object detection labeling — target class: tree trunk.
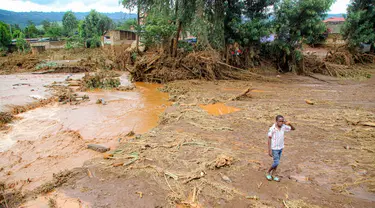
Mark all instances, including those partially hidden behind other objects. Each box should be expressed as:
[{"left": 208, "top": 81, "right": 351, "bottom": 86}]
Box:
[
  {"left": 172, "top": 21, "right": 182, "bottom": 57},
  {"left": 226, "top": 45, "right": 230, "bottom": 64},
  {"left": 172, "top": 0, "right": 180, "bottom": 57},
  {"left": 136, "top": 2, "right": 140, "bottom": 53}
]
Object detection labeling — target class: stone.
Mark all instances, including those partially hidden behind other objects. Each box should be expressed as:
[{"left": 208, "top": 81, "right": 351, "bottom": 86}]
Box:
[{"left": 87, "top": 144, "right": 110, "bottom": 153}]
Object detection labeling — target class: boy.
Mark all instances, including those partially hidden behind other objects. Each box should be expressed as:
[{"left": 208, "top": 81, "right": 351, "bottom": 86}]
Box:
[{"left": 266, "top": 115, "right": 295, "bottom": 182}]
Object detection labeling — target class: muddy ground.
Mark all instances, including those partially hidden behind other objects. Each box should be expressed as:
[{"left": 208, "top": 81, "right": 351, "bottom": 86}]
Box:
[
  {"left": 22, "top": 71, "right": 375, "bottom": 207},
  {"left": 0, "top": 50, "right": 374, "bottom": 208}
]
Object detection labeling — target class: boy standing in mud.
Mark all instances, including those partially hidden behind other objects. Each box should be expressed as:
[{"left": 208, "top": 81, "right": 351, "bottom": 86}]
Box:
[{"left": 266, "top": 115, "right": 295, "bottom": 182}]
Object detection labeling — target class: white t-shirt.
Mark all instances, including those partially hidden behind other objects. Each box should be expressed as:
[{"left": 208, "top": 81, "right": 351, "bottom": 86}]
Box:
[{"left": 268, "top": 124, "right": 291, "bottom": 150}]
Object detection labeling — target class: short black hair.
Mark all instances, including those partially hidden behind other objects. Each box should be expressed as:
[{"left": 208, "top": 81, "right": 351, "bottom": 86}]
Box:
[{"left": 276, "top": 115, "right": 284, "bottom": 121}]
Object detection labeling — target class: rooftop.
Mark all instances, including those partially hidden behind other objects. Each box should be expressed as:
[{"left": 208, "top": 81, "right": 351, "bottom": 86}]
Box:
[{"left": 323, "top": 17, "right": 345, "bottom": 23}]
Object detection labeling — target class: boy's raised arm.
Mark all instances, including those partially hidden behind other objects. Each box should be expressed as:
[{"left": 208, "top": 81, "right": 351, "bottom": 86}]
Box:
[{"left": 285, "top": 121, "right": 295, "bottom": 130}]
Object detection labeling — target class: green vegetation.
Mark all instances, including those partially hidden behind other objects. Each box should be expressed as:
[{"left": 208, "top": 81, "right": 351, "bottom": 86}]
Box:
[
  {"left": 15, "top": 32, "right": 30, "bottom": 52},
  {"left": 120, "top": 0, "right": 334, "bottom": 72},
  {"left": 116, "top": 18, "right": 137, "bottom": 30},
  {"left": 342, "top": 0, "right": 375, "bottom": 51},
  {"left": 0, "top": 21, "right": 11, "bottom": 52},
  {"left": 46, "top": 22, "right": 63, "bottom": 40},
  {"left": 62, "top": 11, "right": 78, "bottom": 36},
  {"left": 35, "top": 61, "right": 58, "bottom": 70},
  {"left": 81, "top": 10, "right": 114, "bottom": 48},
  {"left": 0, "top": 9, "right": 136, "bottom": 27},
  {"left": 273, "top": 0, "right": 334, "bottom": 73},
  {"left": 24, "top": 21, "right": 42, "bottom": 38}
]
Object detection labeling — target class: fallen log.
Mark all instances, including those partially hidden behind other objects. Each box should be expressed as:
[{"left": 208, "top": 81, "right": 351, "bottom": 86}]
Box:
[{"left": 229, "top": 88, "right": 252, "bottom": 101}]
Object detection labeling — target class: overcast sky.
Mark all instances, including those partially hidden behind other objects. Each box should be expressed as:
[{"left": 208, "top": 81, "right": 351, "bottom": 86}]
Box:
[{"left": 1, "top": 0, "right": 350, "bottom": 13}]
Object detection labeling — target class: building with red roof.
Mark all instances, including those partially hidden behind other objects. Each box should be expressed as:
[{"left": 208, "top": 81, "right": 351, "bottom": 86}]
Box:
[
  {"left": 324, "top": 17, "right": 345, "bottom": 34},
  {"left": 323, "top": 17, "right": 345, "bottom": 23}
]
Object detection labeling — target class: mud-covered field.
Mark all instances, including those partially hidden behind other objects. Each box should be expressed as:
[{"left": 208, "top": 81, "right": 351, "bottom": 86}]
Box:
[{"left": 0, "top": 50, "right": 374, "bottom": 208}]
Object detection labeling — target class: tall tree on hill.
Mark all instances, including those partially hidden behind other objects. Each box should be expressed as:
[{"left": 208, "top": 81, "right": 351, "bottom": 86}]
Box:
[
  {"left": 342, "top": 0, "right": 375, "bottom": 52},
  {"left": 62, "top": 11, "right": 78, "bottom": 36}
]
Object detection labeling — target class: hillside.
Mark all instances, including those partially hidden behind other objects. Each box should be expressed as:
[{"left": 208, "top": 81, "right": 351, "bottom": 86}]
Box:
[
  {"left": 326, "top": 13, "right": 345, "bottom": 19},
  {"left": 0, "top": 9, "right": 137, "bottom": 27}
]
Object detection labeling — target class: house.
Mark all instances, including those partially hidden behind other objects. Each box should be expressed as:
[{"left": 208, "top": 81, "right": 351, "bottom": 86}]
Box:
[
  {"left": 28, "top": 38, "right": 66, "bottom": 50},
  {"left": 31, "top": 45, "right": 46, "bottom": 55},
  {"left": 323, "top": 17, "right": 345, "bottom": 34},
  {"left": 102, "top": 30, "right": 137, "bottom": 47}
]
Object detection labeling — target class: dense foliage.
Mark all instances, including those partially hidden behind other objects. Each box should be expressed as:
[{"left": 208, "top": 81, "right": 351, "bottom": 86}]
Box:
[
  {"left": 120, "top": 0, "right": 334, "bottom": 71},
  {"left": 80, "top": 10, "right": 114, "bottom": 48},
  {"left": 273, "top": 0, "right": 334, "bottom": 72},
  {"left": 342, "top": 0, "right": 375, "bottom": 51},
  {"left": 63, "top": 11, "right": 78, "bottom": 36},
  {"left": 0, "top": 21, "right": 11, "bottom": 51},
  {"left": 0, "top": 9, "right": 136, "bottom": 27}
]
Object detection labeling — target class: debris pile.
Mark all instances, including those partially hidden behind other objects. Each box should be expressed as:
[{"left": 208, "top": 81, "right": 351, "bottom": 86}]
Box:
[
  {"left": 80, "top": 71, "right": 121, "bottom": 91},
  {"left": 127, "top": 51, "right": 267, "bottom": 83},
  {"left": 304, "top": 53, "right": 371, "bottom": 78},
  {"left": 0, "top": 54, "right": 40, "bottom": 74},
  {"left": 0, "top": 112, "right": 14, "bottom": 129}
]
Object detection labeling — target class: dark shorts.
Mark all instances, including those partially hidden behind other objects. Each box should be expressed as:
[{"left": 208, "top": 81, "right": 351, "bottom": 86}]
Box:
[{"left": 272, "top": 149, "right": 283, "bottom": 168}]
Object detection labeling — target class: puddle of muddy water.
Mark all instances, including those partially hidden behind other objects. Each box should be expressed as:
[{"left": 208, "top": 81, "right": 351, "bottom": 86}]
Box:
[
  {"left": 0, "top": 75, "right": 170, "bottom": 192},
  {"left": 199, "top": 103, "right": 240, "bottom": 116}
]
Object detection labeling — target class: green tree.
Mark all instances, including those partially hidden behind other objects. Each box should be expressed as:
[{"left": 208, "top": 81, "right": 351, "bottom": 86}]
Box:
[
  {"left": 41, "top": 20, "right": 51, "bottom": 32},
  {"left": 98, "top": 14, "right": 114, "bottom": 35},
  {"left": 117, "top": 18, "right": 137, "bottom": 30},
  {"left": 81, "top": 10, "right": 113, "bottom": 48},
  {"left": 142, "top": 12, "right": 176, "bottom": 52},
  {"left": 16, "top": 32, "right": 29, "bottom": 52},
  {"left": 0, "top": 21, "right": 11, "bottom": 51},
  {"left": 24, "top": 21, "right": 40, "bottom": 38},
  {"left": 342, "top": 0, "right": 375, "bottom": 52},
  {"left": 62, "top": 11, "right": 78, "bottom": 36},
  {"left": 121, "top": 0, "right": 146, "bottom": 52},
  {"left": 46, "top": 22, "right": 63, "bottom": 40},
  {"left": 273, "top": 0, "right": 334, "bottom": 73},
  {"left": 11, "top": 24, "right": 22, "bottom": 39}
]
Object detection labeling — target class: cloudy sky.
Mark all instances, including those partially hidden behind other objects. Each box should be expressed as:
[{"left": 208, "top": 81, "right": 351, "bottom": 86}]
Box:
[{"left": 1, "top": 0, "right": 350, "bottom": 13}]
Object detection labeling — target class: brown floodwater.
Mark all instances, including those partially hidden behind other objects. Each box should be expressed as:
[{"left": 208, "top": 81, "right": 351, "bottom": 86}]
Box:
[
  {"left": 199, "top": 103, "right": 241, "bottom": 116},
  {"left": 0, "top": 73, "right": 84, "bottom": 112},
  {"left": 0, "top": 74, "right": 170, "bottom": 193}
]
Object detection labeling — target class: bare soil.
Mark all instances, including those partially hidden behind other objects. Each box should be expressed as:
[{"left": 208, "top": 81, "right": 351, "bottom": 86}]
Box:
[
  {"left": 18, "top": 67, "right": 374, "bottom": 207},
  {"left": 1, "top": 50, "right": 374, "bottom": 208}
]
